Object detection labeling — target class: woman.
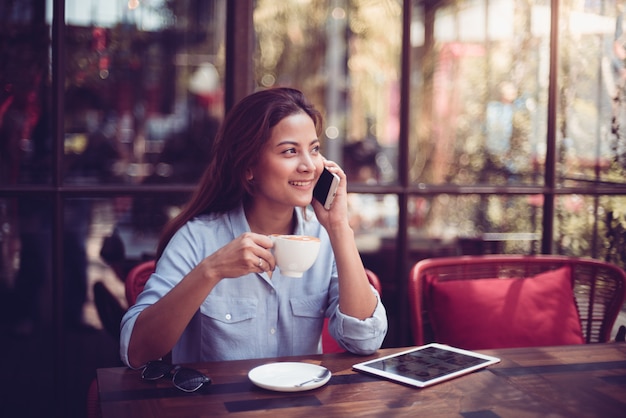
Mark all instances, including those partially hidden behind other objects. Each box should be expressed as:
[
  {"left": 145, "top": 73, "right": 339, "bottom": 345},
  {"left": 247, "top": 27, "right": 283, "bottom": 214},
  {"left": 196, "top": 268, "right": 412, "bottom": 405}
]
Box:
[{"left": 120, "top": 87, "right": 387, "bottom": 368}]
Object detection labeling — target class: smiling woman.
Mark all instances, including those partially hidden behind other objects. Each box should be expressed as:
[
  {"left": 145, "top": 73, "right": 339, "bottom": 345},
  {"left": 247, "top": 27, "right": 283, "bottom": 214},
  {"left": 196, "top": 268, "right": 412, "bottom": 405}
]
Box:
[{"left": 120, "top": 87, "right": 387, "bottom": 368}]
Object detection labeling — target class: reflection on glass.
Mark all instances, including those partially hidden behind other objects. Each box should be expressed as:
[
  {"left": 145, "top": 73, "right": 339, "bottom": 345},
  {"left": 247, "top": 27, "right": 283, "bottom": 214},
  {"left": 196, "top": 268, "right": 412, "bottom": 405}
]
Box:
[
  {"left": 0, "top": 197, "right": 53, "bottom": 335},
  {"left": 349, "top": 192, "right": 399, "bottom": 256},
  {"left": 598, "top": 196, "right": 626, "bottom": 267},
  {"left": 406, "top": 194, "right": 542, "bottom": 255},
  {"left": 409, "top": 0, "right": 546, "bottom": 186},
  {"left": 349, "top": 192, "right": 397, "bottom": 230},
  {"left": 554, "top": 195, "right": 626, "bottom": 266},
  {"left": 64, "top": 0, "right": 226, "bottom": 185},
  {"left": 0, "top": 3, "right": 52, "bottom": 185},
  {"left": 254, "top": 0, "right": 401, "bottom": 184},
  {"left": 559, "top": 2, "right": 626, "bottom": 185},
  {"left": 63, "top": 198, "right": 93, "bottom": 329},
  {"left": 71, "top": 196, "right": 181, "bottom": 332}
]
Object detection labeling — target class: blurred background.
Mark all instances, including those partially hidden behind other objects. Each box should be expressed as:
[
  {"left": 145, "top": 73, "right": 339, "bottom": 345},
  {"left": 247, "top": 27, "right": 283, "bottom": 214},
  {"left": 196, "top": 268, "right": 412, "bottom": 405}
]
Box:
[{"left": 1, "top": 0, "right": 626, "bottom": 416}]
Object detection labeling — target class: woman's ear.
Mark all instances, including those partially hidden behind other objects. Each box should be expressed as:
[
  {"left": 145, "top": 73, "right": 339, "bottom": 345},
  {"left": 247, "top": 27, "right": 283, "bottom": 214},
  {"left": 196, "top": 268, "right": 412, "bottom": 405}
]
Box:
[{"left": 245, "top": 169, "right": 254, "bottom": 182}]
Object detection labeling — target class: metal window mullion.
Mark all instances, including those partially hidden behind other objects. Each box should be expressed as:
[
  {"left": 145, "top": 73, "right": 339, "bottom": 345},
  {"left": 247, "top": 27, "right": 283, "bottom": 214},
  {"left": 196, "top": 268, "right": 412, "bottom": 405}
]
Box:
[
  {"left": 542, "top": 0, "right": 560, "bottom": 254},
  {"left": 51, "top": 0, "right": 66, "bottom": 416}
]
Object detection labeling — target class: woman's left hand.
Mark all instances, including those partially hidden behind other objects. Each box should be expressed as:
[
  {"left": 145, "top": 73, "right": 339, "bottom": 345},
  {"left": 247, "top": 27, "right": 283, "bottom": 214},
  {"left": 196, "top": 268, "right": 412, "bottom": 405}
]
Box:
[
  {"left": 311, "top": 160, "right": 349, "bottom": 231},
  {"left": 312, "top": 160, "right": 377, "bottom": 321}
]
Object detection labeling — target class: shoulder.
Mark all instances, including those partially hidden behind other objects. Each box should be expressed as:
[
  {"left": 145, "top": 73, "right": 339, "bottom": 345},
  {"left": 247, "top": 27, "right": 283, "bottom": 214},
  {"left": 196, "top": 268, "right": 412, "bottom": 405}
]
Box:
[
  {"left": 188, "top": 212, "right": 226, "bottom": 228},
  {"left": 169, "top": 211, "right": 234, "bottom": 249}
]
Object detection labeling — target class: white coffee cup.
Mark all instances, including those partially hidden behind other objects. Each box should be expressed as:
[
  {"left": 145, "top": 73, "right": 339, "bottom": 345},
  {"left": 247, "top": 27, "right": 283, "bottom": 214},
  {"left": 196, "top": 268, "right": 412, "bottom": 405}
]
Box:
[{"left": 270, "top": 235, "right": 321, "bottom": 277}]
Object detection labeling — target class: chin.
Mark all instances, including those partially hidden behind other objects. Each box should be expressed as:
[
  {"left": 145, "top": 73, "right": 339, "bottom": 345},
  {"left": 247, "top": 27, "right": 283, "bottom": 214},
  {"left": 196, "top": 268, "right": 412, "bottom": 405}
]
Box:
[{"left": 294, "top": 197, "right": 313, "bottom": 208}]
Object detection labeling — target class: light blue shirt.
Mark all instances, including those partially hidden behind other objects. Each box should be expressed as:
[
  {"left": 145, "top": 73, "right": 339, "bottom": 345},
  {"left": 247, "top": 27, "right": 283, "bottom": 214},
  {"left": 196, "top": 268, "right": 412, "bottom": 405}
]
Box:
[{"left": 120, "top": 204, "right": 387, "bottom": 366}]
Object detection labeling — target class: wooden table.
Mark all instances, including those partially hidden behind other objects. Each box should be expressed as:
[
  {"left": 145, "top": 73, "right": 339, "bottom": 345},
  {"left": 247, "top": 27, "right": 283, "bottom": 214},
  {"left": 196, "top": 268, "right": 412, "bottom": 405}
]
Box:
[{"left": 97, "top": 343, "right": 626, "bottom": 417}]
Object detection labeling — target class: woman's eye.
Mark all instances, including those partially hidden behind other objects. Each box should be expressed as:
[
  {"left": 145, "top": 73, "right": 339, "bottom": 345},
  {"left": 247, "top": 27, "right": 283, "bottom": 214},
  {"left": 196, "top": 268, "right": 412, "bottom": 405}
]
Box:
[
  {"left": 282, "top": 148, "right": 297, "bottom": 155},
  {"left": 311, "top": 145, "right": 320, "bottom": 154}
]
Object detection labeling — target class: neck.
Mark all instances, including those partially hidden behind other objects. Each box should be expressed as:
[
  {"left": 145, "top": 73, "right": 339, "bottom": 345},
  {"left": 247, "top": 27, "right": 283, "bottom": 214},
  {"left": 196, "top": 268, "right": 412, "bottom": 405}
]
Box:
[{"left": 245, "top": 203, "right": 296, "bottom": 236}]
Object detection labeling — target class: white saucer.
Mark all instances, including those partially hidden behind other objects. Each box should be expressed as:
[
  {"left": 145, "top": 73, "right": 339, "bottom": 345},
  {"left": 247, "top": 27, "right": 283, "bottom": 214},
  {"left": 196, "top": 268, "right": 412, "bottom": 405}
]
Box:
[{"left": 248, "top": 362, "right": 331, "bottom": 392}]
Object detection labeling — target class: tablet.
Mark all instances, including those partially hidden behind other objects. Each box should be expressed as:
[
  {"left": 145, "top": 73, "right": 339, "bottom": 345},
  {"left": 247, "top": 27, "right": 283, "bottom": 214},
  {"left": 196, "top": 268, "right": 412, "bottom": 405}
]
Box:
[{"left": 352, "top": 343, "right": 500, "bottom": 388}]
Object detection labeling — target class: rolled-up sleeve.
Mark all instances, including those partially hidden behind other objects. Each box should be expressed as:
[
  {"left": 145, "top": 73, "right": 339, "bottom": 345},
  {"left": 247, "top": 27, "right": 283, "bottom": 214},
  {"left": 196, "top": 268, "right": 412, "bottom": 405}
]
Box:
[
  {"left": 120, "top": 307, "right": 141, "bottom": 368},
  {"left": 331, "top": 288, "right": 388, "bottom": 355}
]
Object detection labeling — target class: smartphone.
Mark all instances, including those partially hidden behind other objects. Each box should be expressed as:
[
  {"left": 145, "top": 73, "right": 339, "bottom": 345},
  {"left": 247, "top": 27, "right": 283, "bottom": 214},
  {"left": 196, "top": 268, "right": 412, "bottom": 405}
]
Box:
[{"left": 313, "top": 167, "right": 340, "bottom": 210}]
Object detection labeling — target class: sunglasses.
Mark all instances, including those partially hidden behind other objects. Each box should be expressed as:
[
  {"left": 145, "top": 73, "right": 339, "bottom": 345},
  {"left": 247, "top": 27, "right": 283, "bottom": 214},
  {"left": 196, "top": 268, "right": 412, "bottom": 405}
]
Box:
[{"left": 141, "top": 360, "right": 211, "bottom": 393}]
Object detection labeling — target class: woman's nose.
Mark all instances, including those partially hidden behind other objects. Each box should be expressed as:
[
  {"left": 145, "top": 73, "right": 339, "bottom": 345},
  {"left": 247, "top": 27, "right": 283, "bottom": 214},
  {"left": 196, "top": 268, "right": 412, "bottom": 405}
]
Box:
[{"left": 298, "top": 154, "right": 316, "bottom": 171}]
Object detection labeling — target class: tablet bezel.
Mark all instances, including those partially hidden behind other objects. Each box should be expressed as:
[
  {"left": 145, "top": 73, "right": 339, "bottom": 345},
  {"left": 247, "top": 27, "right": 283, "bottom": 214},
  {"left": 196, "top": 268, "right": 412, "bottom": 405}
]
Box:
[{"left": 352, "top": 343, "right": 501, "bottom": 388}]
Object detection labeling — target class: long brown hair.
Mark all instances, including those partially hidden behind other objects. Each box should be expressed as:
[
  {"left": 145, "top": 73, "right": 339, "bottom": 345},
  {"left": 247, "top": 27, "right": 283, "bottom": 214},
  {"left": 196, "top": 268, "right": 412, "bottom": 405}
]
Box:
[{"left": 156, "top": 87, "right": 323, "bottom": 259}]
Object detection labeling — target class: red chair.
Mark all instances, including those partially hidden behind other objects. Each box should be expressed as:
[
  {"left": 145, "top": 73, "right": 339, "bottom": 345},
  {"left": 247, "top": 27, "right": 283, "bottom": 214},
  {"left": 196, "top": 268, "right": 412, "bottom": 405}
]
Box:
[
  {"left": 322, "top": 269, "right": 382, "bottom": 353},
  {"left": 125, "top": 260, "right": 156, "bottom": 306},
  {"left": 86, "top": 378, "right": 101, "bottom": 418},
  {"left": 124, "top": 260, "right": 382, "bottom": 353},
  {"left": 408, "top": 255, "right": 626, "bottom": 350}
]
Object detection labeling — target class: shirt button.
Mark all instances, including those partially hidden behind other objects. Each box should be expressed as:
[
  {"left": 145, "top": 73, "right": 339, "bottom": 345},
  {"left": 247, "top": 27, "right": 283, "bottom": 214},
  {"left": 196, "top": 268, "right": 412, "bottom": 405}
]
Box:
[
  {"left": 225, "top": 314, "right": 232, "bottom": 320},
  {"left": 270, "top": 328, "right": 276, "bottom": 334}
]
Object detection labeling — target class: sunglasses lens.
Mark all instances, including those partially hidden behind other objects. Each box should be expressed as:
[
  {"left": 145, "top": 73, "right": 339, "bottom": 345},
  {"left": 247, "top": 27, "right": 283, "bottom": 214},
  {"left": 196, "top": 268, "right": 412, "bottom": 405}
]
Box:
[
  {"left": 142, "top": 361, "right": 173, "bottom": 380},
  {"left": 172, "top": 367, "right": 211, "bottom": 392}
]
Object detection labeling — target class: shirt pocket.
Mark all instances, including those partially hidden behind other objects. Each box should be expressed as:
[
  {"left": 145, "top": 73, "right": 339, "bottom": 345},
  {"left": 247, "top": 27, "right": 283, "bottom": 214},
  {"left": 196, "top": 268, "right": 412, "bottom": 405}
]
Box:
[
  {"left": 289, "top": 292, "right": 327, "bottom": 353},
  {"left": 289, "top": 292, "right": 327, "bottom": 319},
  {"left": 200, "top": 296, "right": 258, "bottom": 324}
]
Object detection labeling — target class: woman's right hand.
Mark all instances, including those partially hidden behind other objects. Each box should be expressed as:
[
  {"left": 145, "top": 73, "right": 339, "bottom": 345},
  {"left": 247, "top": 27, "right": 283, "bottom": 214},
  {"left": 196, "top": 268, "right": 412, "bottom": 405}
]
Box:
[{"left": 200, "top": 232, "right": 275, "bottom": 281}]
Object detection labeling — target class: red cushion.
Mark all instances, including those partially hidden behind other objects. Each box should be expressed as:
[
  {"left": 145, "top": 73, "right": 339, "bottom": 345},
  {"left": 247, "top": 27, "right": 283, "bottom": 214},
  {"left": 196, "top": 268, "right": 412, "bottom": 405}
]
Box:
[
  {"left": 426, "top": 266, "right": 585, "bottom": 349},
  {"left": 322, "top": 318, "right": 345, "bottom": 353}
]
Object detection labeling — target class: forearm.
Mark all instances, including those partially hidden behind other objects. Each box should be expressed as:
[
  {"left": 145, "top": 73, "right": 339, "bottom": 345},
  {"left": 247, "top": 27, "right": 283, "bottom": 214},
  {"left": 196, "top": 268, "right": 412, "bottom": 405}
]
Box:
[
  {"left": 127, "top": 261, "right": 220, "bottom": 368},
  {"left": 328, "top": 224, "right": 377, "bottom": 320}
]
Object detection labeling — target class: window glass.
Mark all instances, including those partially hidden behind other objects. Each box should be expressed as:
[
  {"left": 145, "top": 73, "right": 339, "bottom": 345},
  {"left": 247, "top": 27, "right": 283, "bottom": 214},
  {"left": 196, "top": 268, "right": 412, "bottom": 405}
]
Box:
[
  {"left": 558, "top": 1, "right": 626, "bottom": 186},
  {"left": 22, "top": 195, "right": 169, "bottom": 332},
  {"left": 349, "top": 191, "right": 398, "bottom": 299},
  {"left": 0, "top": 196, "right": 54, "bottom": 415},
  {"left": 409, "top": 0, "right": 547, "bottom": 186},
  {"left": 0, "top": 1, "right": 52, "bottom": 185},
  {"left": 254, "top": 0, "right": 402, "bottom": 185},
  {"left": 597, "top": 195, "right": 626, "bottom": 267},
  {"left": 349, "top": 192, "right": 399, "bottom": 247},
  {"left": 406, "top": 194, "right": 542, "bottom": 254},
  {"left": 554, "top": 195, "right": 626, "bottom": 262},
  {"left": 84, "top": 197, "right": 136, "bottom": 331},
  {"left": 0, "top": 197, "right": 54, "bottom": 332},
  {"left": 64, "top": 0, "right": 226, "bottom": 185}
]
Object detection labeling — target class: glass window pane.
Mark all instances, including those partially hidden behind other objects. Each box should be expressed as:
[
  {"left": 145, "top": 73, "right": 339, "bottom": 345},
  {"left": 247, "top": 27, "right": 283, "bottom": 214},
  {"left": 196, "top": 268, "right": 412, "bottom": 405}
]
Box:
[
  {"left": 0, "top": 197, "right": 53, "bottom": 330},
  {"left": 558, "top": 2, "right": 626, "bottom": 186},
  {"left": 254, "top": 0, "right": 402, "bottom": 185},
  {"left": 410, "top": 0, "right": 547, "bottom": 186},
  {"left": 64, "top": 0, "right": 226, "bottom": 185},
  {"left": 406, "top": 194, "right": 542, "bottom": 254},
  {"left": 0, "top": 2, "right": 52, "bottom": 185},
  {"left": 0, "top": 198, "right": 54, "bottom": 415},
  {"left": 554, "top": 195, "right": 626, "bottom": 264},
  {"left": 84, "top": 197, "right": 131, "bottom": 331},
  {"left": 64, "top": 198, "right": 93, "bottom": 328},
  {"left": 349, "top": 192, "right": 399, "bottom": 281},
  {"left": 81, "top": 195, "right": 178, "bottom": 331},
  {"left": 598, "top": 195, "right": 626, "bottom": 266}
]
